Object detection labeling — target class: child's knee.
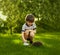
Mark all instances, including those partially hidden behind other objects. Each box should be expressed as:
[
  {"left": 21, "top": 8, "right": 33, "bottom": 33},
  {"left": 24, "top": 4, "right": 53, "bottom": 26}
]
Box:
[
  {"left": 25, "top": 30, "right": 29, "bottom": 35},
  {"left": 30, "top": 32, "right": 35, "bottom": 37},
  {"left": 24, "top": 33, "right": 28, "bottom": 39}
]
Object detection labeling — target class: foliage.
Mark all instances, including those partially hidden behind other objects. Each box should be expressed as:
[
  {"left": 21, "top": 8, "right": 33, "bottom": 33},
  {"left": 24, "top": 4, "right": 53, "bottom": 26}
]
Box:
[{"left": 0, "top": 0, "right": 60, "bottom": 34}]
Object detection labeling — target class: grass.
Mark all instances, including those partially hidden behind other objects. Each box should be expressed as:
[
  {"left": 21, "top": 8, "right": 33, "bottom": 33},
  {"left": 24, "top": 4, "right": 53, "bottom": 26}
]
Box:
[{"left": 0, "top": 32, "right": 60, "bottom": 55}]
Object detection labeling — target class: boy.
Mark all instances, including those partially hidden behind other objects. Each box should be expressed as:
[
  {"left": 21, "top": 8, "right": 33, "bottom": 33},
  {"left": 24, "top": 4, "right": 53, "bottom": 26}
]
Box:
[{"left": 21, "top": 14, "right": 36, "bottom": 46}]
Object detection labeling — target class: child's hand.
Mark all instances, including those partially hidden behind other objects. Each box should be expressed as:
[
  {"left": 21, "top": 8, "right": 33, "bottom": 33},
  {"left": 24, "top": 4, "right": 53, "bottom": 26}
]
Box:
[
  {"left": 29, "top": 30, "right": 33, "bottom": 32},
  {"left": 29, "top": 30, "right": 36, "bottom": 33},
  {"left": 29, "top": 30, "right": 34, "bottom": 32},
  {"left": 23, "top": 39, "right": 27, "bottom": 43}
]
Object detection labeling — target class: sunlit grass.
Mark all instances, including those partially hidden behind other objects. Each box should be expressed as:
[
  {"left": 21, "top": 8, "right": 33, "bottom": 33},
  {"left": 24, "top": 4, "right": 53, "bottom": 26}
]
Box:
[
  {"left": 0, "top": 32, "right": 60, "bottom": 55},
  {"left": 12, "top": 39, "right": 21, "bottom": 44}
]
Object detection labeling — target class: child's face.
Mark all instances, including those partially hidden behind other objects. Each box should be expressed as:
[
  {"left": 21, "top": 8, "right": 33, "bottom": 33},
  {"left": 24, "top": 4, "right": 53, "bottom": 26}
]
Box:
[{"left": 26, "top": 21, "right": 33, "bottom": 26}]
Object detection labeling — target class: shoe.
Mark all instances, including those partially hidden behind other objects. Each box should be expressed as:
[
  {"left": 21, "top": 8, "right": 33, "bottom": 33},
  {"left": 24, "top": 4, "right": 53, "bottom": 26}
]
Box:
[{"left": 23, "top": 42, "right": 29, "bottom": 46}]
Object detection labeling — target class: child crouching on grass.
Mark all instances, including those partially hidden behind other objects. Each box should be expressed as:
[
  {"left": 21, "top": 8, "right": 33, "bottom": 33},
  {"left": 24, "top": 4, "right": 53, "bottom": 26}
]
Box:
[{"left": 21, "top": 14, "right": 36, "bottom": 46}]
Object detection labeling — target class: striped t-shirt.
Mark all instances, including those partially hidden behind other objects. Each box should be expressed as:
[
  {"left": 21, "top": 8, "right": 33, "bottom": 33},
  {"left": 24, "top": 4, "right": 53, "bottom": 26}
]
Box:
[{"left": 22, "top": 23, "right": 36, "bottom": 32}]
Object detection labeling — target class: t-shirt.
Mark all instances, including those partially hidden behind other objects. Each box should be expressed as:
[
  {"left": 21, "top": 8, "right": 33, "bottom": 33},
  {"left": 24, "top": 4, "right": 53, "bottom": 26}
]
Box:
[{"left": 22, "top": 23, "right": 36, "bottom": 32}]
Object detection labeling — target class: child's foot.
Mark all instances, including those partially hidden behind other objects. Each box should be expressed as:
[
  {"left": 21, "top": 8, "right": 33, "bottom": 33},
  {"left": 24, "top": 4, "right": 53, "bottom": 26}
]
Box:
[
  {"left": 30, "top": 41, "right": 33, "bottom": 44},
  {"left": 23, "top": 42, "right": 29, "bottom": 46}
]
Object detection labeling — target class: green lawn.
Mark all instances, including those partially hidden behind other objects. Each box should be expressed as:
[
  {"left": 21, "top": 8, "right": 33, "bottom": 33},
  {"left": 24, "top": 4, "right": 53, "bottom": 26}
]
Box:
[{"left": 0, "top": 32, "right": 60, "bottom": 55}]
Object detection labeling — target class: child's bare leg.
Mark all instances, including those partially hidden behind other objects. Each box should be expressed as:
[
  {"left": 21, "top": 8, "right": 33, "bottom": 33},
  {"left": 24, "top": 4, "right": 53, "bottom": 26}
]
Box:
[
  {"left": 30, "top": 31, "right": 35, "bottom": 37},
  {"left": 29, "top": 31, "right": 35, "bottom": 44},
  {"left": 23, "top": 30, "right": 35, "bottom": 44}
]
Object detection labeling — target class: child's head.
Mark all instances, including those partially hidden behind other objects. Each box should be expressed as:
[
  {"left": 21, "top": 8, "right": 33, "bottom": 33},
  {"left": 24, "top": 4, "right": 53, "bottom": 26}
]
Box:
[{"left": 25, "top": 14, "right": 35, "bottom": 26}]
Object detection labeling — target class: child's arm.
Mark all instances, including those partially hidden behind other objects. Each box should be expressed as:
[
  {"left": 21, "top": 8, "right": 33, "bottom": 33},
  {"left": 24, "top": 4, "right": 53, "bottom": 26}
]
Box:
[
  {"left": 22, "top": 24, "right": 27, "bottom": 42},
  {"left": 22, "top": 32, "right": 27, "bottom": 42}
]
